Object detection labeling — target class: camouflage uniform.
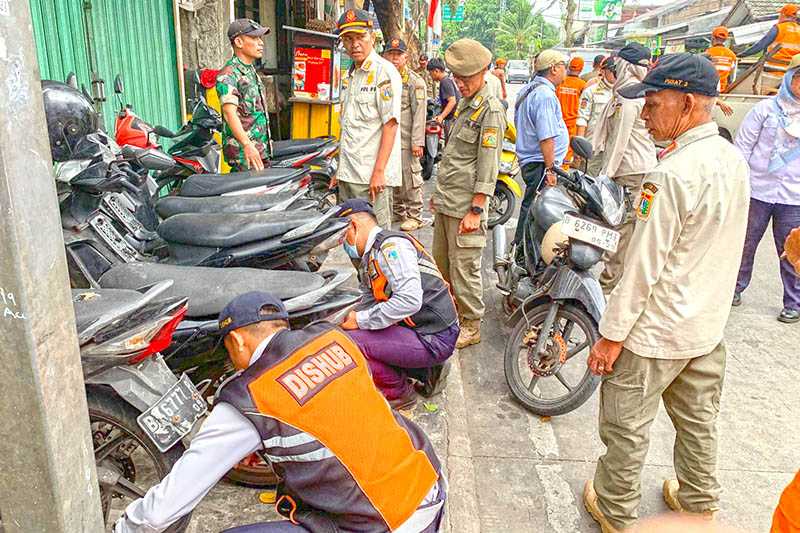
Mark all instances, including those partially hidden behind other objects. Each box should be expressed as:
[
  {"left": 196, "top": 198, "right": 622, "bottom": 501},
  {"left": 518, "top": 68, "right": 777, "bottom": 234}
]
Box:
[{"left": 216, "top": 56, "right": 272, "bottom": 170}]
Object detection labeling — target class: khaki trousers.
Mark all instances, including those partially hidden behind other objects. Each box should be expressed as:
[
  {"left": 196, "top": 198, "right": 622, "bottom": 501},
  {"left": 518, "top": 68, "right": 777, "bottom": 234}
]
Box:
[
  {"left": 599, "top": 173, "right": 644, "bottom": 293},
  {"left": 431, "top": 213, "right": 486, "bottom": 321},
  {"left": 337, "top": 180, "right": 393, "bottom": 229},
  {"left": 393, "top": 149, "right": 424, "bottom": 222},
  {"left": 594, "top": 343, "right": 726, "bottom": 530}
]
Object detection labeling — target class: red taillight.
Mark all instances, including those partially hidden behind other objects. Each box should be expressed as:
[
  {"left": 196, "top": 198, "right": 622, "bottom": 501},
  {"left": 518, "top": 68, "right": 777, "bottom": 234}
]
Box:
[
  {"left": 426, "top": 124, "right": 442, "bottom": 134},
  {"left": 128, "top": 306, "right": 187, "bottom": 364},
  {"left": 298, "top": 173, "right": 312, "bottom": 188},
  {"left": 292, "top": 151, "right": 320, "bottom": 168}
]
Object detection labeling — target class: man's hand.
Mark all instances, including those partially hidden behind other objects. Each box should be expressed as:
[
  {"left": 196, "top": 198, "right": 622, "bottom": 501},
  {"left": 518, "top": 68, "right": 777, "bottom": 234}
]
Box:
[
  {"left": 434, "top": 114, "right": 444, "bottom": 124},
  {"left": 782, "top": 226, "right": 800, "bottom": 276},
  {"left": 459, "top": 211, "right": 481, "bottom": 234},
  {"left": 588, "top": 337, "right": 624, "bottom": 376},
  {"left": 429, "top": 196, "right": 436, "bottom": 213},
  {"left": 544, "top": 168, "right": 557, "bottom": 187},
  {"left": 244, "top": 143, "right": 264, "bottom": 171},
  {"left": 329, "top": 174, "right": 338, "bottom": 190},
  {"left": 717, "top": 101, "right": 734, "bottom": 117},
  {"left": 412, "top": 145, "right": 424, "bottom": 158},
  {"left": 369, "top": 169, "right": 386, "bottom": 201},
  {"left": 340, "top": 310, "right": 359, "bottom": 330}
]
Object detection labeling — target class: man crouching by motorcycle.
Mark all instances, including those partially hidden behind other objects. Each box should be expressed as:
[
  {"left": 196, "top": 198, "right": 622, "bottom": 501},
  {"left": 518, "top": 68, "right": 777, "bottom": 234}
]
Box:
[
  {"left": 336, "top": 199, "right": 460, "bottom": 409},
  {"left": 115, "top": 291, "right": 447, "bottom": 532}
]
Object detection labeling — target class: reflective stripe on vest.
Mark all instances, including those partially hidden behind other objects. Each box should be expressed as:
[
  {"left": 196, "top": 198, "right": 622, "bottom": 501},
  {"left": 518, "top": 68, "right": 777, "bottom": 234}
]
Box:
[
  {"left": 246, "top": 329, "right": 439, "bottom": 530},
  {"left": 768, "top": 22, "right": 800, "bottom": 68}
]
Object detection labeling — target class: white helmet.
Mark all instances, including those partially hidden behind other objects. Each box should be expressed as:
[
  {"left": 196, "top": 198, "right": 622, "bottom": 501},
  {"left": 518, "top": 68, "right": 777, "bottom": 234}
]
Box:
[{"left": 541, "top": 222, "right": 568, "bottom": 264}]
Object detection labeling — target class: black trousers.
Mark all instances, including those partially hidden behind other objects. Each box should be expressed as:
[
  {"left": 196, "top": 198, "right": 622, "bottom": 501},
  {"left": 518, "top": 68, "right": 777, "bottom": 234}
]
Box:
[{"left": 513, "top": 161, "right": 546, "bottom": 262}]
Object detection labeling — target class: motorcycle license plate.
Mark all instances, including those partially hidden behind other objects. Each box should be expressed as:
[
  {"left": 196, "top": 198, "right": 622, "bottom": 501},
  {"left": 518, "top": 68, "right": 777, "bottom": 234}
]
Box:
[
  {"left": 562, "top": 213, "right": 620, "bottom": 253},
  {"left": 137, "top": 374, "right": 208, "bottom": 452}
]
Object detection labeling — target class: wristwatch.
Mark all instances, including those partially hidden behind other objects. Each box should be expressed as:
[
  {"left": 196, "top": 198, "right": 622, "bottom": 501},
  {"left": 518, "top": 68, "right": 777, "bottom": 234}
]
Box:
[{"left": 470, "top": 205, "right": 484, "bottom": 215}]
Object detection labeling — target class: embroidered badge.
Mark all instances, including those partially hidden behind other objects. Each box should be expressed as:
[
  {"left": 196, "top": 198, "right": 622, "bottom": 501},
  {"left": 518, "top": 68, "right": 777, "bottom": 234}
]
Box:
[
  {"left": 637, "top": 182, "right": 659, "bottom": 221},
  {"left": 415, "top": 87, "right": 426, "bottom": 100},
  {"left": 381, "top": 84, "right": 393, "bottom": 101},
  {"left": 345, "top": 9, "right": 356, "bottom": 22},
  {"left": 366, "top": 71, "right": 375, "bottom": 85},
  {"left": 580, "top": 99, "right": 588, "bottom": 109},
  {"left": 481, "top": 127, "right": 499, "bottom": 148}
]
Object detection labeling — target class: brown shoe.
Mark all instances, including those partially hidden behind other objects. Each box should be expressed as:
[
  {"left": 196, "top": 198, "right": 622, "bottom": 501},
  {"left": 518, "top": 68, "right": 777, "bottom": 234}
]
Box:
[
  {"left": 583, "top": 480, "right": 621, "bottom": 533},
  {"left": 400, "top": 218, "right": 423, "bottom": 232},
  {"left": 456, "top": 321, "right": 481, "bottom": 348},
  {"left": 662, "top": 479, "right": 718, "bottom": 520}
]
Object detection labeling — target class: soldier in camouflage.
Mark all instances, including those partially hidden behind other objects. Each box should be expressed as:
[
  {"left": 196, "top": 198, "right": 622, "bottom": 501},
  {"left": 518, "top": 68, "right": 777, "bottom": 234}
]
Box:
[{"left": 216, "top": 18, "right": 272, "bottom": 172}]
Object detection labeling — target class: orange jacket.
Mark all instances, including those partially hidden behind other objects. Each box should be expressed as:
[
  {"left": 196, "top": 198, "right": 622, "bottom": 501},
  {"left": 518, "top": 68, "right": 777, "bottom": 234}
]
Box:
[
  {"left": 773, "top": 471, "right": 800, "bottom": 532},
  {"left": 557, "top": 75, "right": 587, "bottom": 133},
  {"left": 707, "top": 45, "right": 737, "bottom": 91},
  {"left": 768, "top": 21, "right": 800, "bottom": 69}
]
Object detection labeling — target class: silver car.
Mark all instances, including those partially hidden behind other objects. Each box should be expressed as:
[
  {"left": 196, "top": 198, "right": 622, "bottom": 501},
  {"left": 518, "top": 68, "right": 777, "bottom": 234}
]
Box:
[{"left": 506, "top": 59, "right": 531, "bottom": 84}]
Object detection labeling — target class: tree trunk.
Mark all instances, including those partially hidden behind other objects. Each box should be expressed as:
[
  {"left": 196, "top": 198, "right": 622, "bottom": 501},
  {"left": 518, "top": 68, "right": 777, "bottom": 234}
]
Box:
[
  {"left": 372, "top": 0, "right": 404, "bottom": 41},
  {"left": 562, "top": 0, "right": 577, "bottom": 47}
]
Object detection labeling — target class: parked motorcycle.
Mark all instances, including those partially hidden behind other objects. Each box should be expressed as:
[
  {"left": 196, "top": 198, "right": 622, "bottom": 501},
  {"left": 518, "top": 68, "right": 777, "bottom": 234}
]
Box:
[
  {"left": 488, "top": 120, "right": 523, "bottom": 228},
  {"left": 493, "top": 137, "right": 625, "bottom": 416},
  {"left": 421, "top": 100, "right": 444, "bottom": 181}
]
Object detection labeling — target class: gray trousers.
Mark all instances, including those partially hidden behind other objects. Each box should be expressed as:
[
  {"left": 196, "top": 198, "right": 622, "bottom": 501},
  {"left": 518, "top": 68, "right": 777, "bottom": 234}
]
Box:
[{"left": 338, "top": 180, "right": 393, "bottom": 229}]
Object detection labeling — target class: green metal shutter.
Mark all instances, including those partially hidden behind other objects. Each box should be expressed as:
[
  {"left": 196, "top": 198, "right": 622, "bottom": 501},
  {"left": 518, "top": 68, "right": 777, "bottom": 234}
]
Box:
[{"left": 29, "top": 0, "right": 92, "bottom": 85}]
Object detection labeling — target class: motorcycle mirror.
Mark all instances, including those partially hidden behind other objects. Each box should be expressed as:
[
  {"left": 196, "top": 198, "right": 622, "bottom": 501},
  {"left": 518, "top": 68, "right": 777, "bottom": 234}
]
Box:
[
  {"left": 66, "top": 72, "right": 78, "bottom": 89},
  {"left": 114, "top": 74, "right": 124, "bottom": 95},
  {"left": 570, "top": 136, "right": 593, "bottom": 162}
]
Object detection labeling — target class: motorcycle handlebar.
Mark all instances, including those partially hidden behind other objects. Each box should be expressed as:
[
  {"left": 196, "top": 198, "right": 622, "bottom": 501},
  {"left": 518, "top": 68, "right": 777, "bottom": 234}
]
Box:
[{"left": 551, "top": 166, "right": 580, "bottom": 191}]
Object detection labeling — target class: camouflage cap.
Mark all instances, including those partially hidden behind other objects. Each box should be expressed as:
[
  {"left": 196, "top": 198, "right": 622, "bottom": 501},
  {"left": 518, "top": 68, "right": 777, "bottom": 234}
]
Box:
[
  {"left": 444, "top": 38, "right": 492, "bottom": 76},
  {"left": 227, "top": 18, "right": 270, "bottom": 41}
]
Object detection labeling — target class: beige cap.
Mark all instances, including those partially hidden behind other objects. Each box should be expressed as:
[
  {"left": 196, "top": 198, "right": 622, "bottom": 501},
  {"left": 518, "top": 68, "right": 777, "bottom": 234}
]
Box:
[
  {"left": 535, "top": 49, "right": 569, "bottom": 72},
  {"left": 444, "top": 38, "right": 492, "bottom": 76}
]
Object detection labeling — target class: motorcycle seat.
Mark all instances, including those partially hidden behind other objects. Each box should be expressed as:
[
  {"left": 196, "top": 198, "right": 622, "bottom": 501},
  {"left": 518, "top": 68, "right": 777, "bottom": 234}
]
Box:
[
  {"left": 71, "top": 288, "right": 143, "bottom": 334},
  {"left": 155, "top": 192, "right": 294, "bottom": 219},
  {"left": 157, "top": 210, "right": 321, "bottom": 248},
  {"left": 179, "top": 167, "right": 306, "bottom": 197},
  {"left": 97, "top": 263, "right": 325, "bottom": 317},
  {"left": 272, "top": 138, "right": 333, "bottom": 158}
]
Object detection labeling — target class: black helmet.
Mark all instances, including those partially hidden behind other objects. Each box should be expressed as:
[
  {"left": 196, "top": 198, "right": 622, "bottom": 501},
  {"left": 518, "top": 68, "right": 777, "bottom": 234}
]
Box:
[{"left": 41, "top": 80, "right": 100, "bottom": 162}]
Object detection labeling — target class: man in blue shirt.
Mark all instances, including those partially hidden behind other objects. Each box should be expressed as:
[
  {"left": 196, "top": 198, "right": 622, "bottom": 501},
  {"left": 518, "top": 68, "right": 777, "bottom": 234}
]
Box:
[{"left": 513, "top": 49, "right": 570, "bottom": 262}]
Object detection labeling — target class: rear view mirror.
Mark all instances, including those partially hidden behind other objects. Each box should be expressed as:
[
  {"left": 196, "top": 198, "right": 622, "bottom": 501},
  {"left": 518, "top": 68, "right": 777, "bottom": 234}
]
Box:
[
  {"left": 571, "top": 136, "right": 593, "bottom": 162},
  {"left": 66, "top": 72, "right": 78, "bottom": 89},
  {"left": 114, "top": 74, "right": 124, "bottom": 95}
]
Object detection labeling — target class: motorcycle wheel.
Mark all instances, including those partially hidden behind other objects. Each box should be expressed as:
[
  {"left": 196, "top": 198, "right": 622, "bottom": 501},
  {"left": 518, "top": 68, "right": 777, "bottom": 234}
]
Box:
[
  {"left": 488, "top": 181, "right": 516, "bottom": 228},
  {"left": 421, "top": 154, "right": 434, "bottom": 181},
  {"left": 504, "top": 303, "right": 600, "bottom": 416},
  {"left": 87, "top": 387, "right": 191, "bottom": 532},
  {"left": 224, "top": 455, "right": 281, "bottom": 487}
]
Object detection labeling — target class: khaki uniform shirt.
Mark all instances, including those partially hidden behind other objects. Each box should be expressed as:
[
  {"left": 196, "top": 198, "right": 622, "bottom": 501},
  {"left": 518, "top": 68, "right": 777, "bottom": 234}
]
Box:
[
  {"left": 484, "top": 72, "right": 504, "bottom": 101},
  {"left": 418, "top": 67, "right": 438, "bottom": 101},
  {"left": 433, "top": 83, "right": 505, "bottom": 219},
  {"left": 400, "top": 68, "right": 427, "bottom": 150},
  {"left": 339, "top": 50, "right": 402, "bottom": 186},
  {"left": 576, "top": 79, "right": 612, "bottom": 143},
  {"left": 599, "top": 122, "right": 751, "bottom": 359},
  {"left": 601, "top": 94, "right": 657, "bottom": 178}
]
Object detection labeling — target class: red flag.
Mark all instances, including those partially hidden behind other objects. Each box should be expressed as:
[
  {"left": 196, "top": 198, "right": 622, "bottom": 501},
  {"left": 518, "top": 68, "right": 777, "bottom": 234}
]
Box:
[{"left": 428, "top": 0, "right": 439, "bottom": 28}]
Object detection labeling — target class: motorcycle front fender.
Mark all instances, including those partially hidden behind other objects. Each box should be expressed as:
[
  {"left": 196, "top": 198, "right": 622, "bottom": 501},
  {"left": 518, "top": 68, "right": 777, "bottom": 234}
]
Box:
[
  {"left": 425, "top": 134, "right": 438, "bottom": 156},
  {"left": 546, "top": 266, "right": 605, "bottom": 324},
  {"left": 86, "top": 354, "right": 179, "bottom": 413},
  {"left": 497, "top": 174, "right": 522, "bottom": 198}
]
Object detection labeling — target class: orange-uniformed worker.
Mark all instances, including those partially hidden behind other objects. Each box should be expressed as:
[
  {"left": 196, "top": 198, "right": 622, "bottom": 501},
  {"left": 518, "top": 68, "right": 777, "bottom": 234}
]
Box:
[
  {"left": 114, "top": 292, "right": 446, "bottom": 533},
  {"left": 556, "top": 56, "right": 587, "bottom": 164},
  {"left": 706, "top": 26, "right": 738, "bottom": 92},
  {"left": 740, "top": 4, "right": 800, "bottom": 94}
]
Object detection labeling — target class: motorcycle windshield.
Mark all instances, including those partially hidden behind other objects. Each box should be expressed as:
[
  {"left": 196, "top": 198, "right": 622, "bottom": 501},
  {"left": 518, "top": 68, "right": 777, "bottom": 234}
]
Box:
[{"left": 592, "top": 175, "right": 626, "bottom": 227}]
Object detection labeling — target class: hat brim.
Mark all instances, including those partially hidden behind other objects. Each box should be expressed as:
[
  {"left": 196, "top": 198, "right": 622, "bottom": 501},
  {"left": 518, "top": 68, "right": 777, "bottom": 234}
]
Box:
[
  {"left": 234, "top": 27, "right": 270, "bottom": 39},
  {"left": 618, "top": 82, "right": 661, "bottom": 99},
  {"left": 384, "top": 46, "right": 407, "bottom": 53},
  {"left": 337, "top": 26, "right": 370, "bottom": 36}
]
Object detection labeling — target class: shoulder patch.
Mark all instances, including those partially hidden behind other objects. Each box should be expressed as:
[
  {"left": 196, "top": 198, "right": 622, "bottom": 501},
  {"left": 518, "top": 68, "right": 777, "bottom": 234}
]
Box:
[
  {"left": 381, "top": 84, "right": 393, "bottom": 101},
  {"left": 415, "top": 87, "right": 426, "bottom": 100},
  {"left": 481, "top": 127, "right": 499, "bottom": 148},
  {"left": 637, "top": 182, "right": 659, "bottom": 221},
  {"left": 580, "top": 99, "right": 588, "bottom": 109},
  {"left": 381, "top": 242, "right": 400, "bottom": 262},
  {"left": 377, "top": 78, "right": 391, "bottom": 88}
]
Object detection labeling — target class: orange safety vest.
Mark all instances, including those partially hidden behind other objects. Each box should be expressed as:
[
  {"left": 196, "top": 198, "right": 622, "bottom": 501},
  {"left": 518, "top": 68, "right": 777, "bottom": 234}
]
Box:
[
  {"left": 707, "top": 46, "right": 738, "bottom": 91},
  {"left": 772, "top": 470, "right": 800, "bottom": 532},
  {"left": 768, "top": 21, "right": 800, "bottom": 70},
  {"left": 556, "top": 75, "right": 587, "bottom": 134},
  {"left": 243, "top": 326, "right": 439, "bottom": 530}
]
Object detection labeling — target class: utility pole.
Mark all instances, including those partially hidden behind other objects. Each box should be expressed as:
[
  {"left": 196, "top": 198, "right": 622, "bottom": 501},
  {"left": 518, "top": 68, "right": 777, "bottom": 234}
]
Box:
[{"left": 0, "top": 3, "right": 104, "bottom": 532}]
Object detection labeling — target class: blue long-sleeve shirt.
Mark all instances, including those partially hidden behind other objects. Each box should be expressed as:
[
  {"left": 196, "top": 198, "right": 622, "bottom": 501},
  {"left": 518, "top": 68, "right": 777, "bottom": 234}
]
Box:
[
  {"left": 741, "top": 25, "right": 778, "bottom": 57},
  {"left": 514, "top": 76, "right": 569, "bottom": 166}
]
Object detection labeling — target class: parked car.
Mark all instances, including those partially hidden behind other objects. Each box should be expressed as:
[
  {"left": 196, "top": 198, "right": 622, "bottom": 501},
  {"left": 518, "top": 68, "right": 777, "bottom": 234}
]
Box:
[{"left": 507, "top": 60, "right": 531, "bottom": 83}]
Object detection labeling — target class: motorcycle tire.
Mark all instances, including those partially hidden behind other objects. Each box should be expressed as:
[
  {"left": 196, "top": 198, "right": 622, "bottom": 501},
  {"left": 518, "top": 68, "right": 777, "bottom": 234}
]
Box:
[
  {"left": 488, "top": 181, "right": 516, "bottom": 228},
  {"left": 87, "top": 387, "right": 191, "bottom": 532},
  {"left": 421, "top": 155, "right": 434, "bottom": 181},
  {"left": 224, "top": 457, "right": 281, "bottom": 488},
  {"left": 504, "top": 303, "right": 600, "bottom": 417}
]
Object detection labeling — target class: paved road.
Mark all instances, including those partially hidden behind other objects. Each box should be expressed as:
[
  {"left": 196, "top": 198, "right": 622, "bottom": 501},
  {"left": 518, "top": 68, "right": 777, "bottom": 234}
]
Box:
[{"left": 188, "top": 81, "right": 799, "bottom": 533}]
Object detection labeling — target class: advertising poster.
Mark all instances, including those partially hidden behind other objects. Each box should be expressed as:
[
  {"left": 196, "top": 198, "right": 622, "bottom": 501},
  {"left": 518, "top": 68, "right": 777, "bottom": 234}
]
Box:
[
  {"left": 293, "top": 47, "right": 333, "bottom": 100},
  {"left": 578, "top": 0, "right": 623, "bottom": 22}
]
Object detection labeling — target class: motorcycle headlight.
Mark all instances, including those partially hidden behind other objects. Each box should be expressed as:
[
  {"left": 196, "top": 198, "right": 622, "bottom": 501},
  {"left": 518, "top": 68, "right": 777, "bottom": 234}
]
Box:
[{"left": 499, "top": 161, "right": 513, "bottom": 175}]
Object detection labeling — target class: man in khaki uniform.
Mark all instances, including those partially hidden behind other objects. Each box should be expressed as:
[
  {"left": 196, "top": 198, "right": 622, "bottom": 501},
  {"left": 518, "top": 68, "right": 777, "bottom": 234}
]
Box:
[
  {"left": 583, "top": 54, "right": 751, "bottom": 532},
  {"left": 431, "top": 38, "right": 505, "bottom": 348},
  {"left": 335, "top": 9, "right": 402, "bottom": 229},
  {"left": 575, "top": 56, "right": 616, "bottom": 176},
  {"left": 384, "top": 38, "right": 428, "bottom": 232},
  {"left": 591, "top": 43, "right": 657, "bottom": 292},
  {"left": 417, "top": 54, "right": 438, "bottom": 101}
]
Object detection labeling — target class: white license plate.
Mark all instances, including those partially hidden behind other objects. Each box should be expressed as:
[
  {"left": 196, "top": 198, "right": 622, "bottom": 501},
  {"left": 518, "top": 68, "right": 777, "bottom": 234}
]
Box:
[
  {"left": 137, "top": 374, "right": 208, "bottom": 452},
  {"left": 562, "top": 213, "right": 620, "bottom": 253}
]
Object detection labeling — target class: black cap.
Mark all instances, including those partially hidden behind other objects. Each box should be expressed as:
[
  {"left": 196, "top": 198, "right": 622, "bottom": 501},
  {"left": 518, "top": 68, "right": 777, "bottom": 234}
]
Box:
[
  {"left": 427, "top": 58, "right": 446, "bottom": 71},
  {"left": 385, "top": 37, "right": 408, "bottom": 53},
  {"left": 336, "top": 8, "right": 374, "bottom": 35},
  {"left": 618, "top": 53, "right": 720, "bottom": 99},
  {"left": 227, "top": 18, "right": 270, "bottom": 41},
  {"left": 334, "top": 199, "right": 375, "bottom": 217},
  {"left": 218, "top": 292, "right": 288, "bottom": 337},
  {"left": 617, "top": 42, "right": 651, "bottom": 66}
]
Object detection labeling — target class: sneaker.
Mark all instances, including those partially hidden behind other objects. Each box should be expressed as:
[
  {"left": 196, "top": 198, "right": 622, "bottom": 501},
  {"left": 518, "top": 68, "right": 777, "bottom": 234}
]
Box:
[
  {"left": 778, "top": 308, "right": 800, "bottom": 323},
  {"left": 731, "top": 292, "right": 742, "bottom": 307},
  {"left": 583, "top": 480, "right": 621, "bottom": 533},
  {"left": 388, "top": 389, "right": 418, "bottom": 410},
  {"left": 662, "top": 479, "right": 717, "bottom": 520},
  {"left": 400, "top": 219, "right": 424, "bottom": 232},
  {"left": 456, "top": 322, "right": 481, "bottom": 349},
  {"left": 415, "top": 360, "right": 452, "bottom": 398}
]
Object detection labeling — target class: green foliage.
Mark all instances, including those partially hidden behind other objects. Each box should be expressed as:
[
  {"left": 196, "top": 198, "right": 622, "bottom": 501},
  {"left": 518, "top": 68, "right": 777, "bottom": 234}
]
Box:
[{"left": 442, "top": 0, "right": 558, "bottom": 59}]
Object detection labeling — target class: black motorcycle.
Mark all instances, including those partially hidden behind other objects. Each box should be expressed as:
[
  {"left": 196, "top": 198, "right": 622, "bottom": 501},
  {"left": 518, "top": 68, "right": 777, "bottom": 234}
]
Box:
[
  {"left": 493, "top": 137, "right": 626, "bottom": 416},
  {"left": 421, "top": 100, "right": 444, "bottom": 181}
]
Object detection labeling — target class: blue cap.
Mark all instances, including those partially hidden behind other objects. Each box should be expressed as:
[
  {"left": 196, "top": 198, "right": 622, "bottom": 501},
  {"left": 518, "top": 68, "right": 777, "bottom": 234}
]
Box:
[
  {"left": 334, "top": 198, "right": 375, "bottom": 217},
  {"left": 617, "top": 42, "right": 651, "bottom": 67},
  {"left": 618, "top": 53, "right": 719, "bottom": 99},
  {"left": 217, "top": 292, "right": 289, "bottom": 337}
]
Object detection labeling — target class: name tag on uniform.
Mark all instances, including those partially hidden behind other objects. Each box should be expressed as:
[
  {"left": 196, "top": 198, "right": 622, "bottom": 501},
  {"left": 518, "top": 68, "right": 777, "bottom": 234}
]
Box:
[{"left": 278, "top": 342, "right": 357, "bottom": 405}]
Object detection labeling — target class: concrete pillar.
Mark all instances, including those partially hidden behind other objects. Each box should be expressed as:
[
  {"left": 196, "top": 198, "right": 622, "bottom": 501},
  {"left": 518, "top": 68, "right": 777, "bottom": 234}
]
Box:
[{"left": 0, "top": 3, "right": 104, "bottom": 532}]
